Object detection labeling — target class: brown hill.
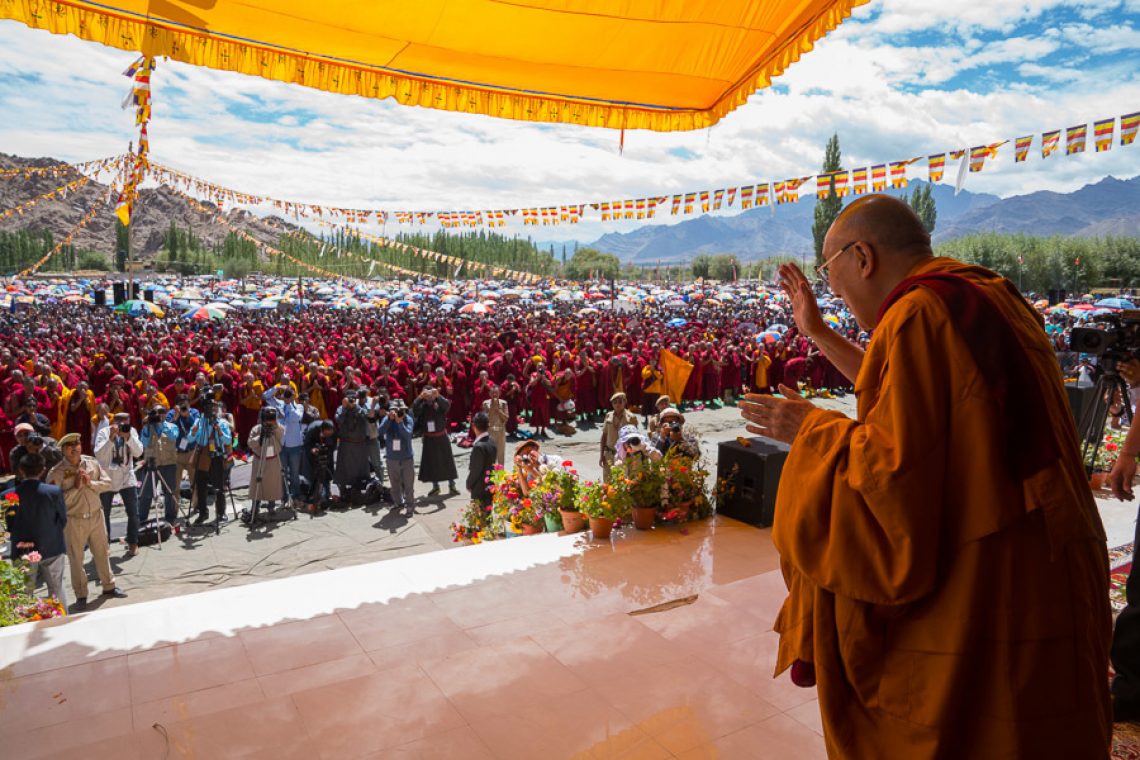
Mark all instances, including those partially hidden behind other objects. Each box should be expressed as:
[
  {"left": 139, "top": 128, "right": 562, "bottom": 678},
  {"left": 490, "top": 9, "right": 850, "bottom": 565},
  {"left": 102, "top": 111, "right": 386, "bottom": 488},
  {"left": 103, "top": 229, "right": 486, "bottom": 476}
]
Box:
[{"left": 0, "top": 152, "right": 299, "bottom": 259}]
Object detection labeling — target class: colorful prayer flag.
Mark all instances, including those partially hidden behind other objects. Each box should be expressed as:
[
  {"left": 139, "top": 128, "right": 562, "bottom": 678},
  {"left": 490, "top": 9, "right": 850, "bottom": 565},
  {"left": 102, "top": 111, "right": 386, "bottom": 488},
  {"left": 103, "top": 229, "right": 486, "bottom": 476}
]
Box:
[
  {"left": 755, "top": 183, "right": 769, "bottom": 206},
  {"left": 1066, "top": 124, "right": 1087, "bottom": 154},
  {"left": 1121, "top": 112, "right": 1140, "bottom": 146},
  {"left": 889, "top": 161, "right": 909, "bottom": 188},
  {"left": 816, "top": 173, "right": 834, "bottom": 200},
  {"left": 740, "top": 185, "right": 754, "bottom": 209},
  {"left": 833, "top": 171, "right": 849, "bottom": 197},
  {"left": 1014, "top": 136, "right": 1032, "bottom": 163},
  {"left": 1094, "top": 118, "right": 1114, "bottom": 152},
  {"left": 1041, "top": 130, "right": 1061, "bottom": 157},
  {"left": 852, "top": 167, "right": 868, "bottom": 194},
  {"left": 928, "top": 154, "right": 946, "bottom": 183},
  {"left": 871, "top": 164, "right": 887, "bottom": 191}
]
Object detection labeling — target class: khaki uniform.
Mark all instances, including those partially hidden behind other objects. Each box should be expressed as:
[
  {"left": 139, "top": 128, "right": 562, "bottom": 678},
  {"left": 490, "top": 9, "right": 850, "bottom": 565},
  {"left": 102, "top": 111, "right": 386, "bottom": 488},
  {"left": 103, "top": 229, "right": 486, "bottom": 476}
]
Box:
[
  {"left": 600, "top": 409, "right": 638, "bottom": 483},
  {"left": 46, "top": 455, "right": 117, "bottom": 600},
  {"left": 483, "top": 398, "right": 509, "bottom": 466}
]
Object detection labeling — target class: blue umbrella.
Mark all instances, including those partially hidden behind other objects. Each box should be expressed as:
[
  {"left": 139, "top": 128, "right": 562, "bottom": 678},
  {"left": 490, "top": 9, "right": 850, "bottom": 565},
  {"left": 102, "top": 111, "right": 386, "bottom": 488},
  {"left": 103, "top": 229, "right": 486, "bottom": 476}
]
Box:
[
  {"left": 1095, "top": 298, "right": 1135, "bottom": 309},
  {"left": 666, "top": 317, "right": 688, "bottom": 328}
]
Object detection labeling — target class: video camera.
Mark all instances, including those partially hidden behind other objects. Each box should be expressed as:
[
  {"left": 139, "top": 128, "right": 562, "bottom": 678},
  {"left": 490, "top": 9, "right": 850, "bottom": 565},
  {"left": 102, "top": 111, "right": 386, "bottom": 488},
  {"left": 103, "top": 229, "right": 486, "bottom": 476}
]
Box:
[{"left": 1069, "top": 310, "right": 1140, "bottom": 370}]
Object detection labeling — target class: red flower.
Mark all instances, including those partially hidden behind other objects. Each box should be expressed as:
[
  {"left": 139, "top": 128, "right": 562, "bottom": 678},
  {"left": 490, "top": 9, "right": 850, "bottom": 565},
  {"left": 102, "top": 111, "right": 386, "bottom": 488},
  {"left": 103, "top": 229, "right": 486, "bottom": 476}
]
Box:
[
  {"left": 562, "top": 460, "right": 574, "bottom": 467},
  {"left": 1107, "top": 442, "right": 1118, "bottom": 452},
  {"left": 4, "top": 493, "right": 17, "bottom": 503}
]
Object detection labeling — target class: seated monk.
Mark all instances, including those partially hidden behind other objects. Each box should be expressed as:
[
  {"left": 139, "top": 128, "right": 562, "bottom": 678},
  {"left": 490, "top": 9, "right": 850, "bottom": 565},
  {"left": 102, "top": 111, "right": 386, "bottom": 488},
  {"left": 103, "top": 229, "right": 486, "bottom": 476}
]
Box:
[{"left": 738, "top": 195, "right": 1110, "bottom": 758}]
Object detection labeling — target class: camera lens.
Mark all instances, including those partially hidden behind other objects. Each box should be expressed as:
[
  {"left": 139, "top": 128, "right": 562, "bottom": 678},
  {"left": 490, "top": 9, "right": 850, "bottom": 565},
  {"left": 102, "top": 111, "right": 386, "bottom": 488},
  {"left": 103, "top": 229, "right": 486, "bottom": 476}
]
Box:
[
  {"left": 627, "top": 437, "right": 641, "bottom": 448},
  {"left": 119, "top": 422, "right": 131, "bottom": 433}
]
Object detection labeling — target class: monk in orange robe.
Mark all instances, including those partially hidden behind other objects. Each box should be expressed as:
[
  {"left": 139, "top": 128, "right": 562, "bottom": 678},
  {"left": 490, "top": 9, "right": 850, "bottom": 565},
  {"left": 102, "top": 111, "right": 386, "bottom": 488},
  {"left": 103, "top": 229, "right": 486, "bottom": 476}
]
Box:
[{"left": 739, "top": 195, "right": 1111, "bottom": 758}]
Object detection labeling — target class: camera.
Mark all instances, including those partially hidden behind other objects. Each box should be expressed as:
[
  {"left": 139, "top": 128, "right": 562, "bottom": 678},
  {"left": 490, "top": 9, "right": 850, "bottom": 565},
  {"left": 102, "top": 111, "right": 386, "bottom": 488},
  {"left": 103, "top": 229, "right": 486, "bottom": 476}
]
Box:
[
  {"left": 1069, "top": 311, "right": 1140, "bottom": 362},
  {"left": 146, "top": 409, "right": 162, "bottom": 424},
  {"left": 211, "top": 383, "right": 225, "bottom": 394},
  {"left": 118, "top": 422, "right": 132, "bottom": 433},
  {"left": 666, "top": 422, "right": 683, "bottom": 432},
  {"left": 356, "top": 389, "right": 369, "bottom": 401},
  {"left": 626, "top": 436, "right": 642, "bottom": 448}
]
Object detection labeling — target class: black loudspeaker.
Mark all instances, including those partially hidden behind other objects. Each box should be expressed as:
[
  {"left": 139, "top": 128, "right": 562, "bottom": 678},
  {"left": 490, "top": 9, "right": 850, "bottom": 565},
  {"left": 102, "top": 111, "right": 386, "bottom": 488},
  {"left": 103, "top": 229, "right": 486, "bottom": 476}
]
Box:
[
  {"left": 143, "top": 288, "right": 154, "bottom": 302},
  {"left": 130, "top": 282, "right": 140, "bottom": 300},
  {"left": 112, "top": 283, "right": 126, "bottom": 305},
  {"left": 716, "top": 437, "right": 789, "bottom": 527},
  {"left": 92, "top": 289, "right": 106, "bottom": 307},
  {"left": 1066, "top": 384, "right": 1098, "bottom": 441}
]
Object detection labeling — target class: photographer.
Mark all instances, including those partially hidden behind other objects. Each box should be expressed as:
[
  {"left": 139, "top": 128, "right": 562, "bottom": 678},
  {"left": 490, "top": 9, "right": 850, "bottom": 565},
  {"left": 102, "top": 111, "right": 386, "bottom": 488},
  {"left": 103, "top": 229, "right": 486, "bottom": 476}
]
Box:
[
  {"left": 247, "top": 407, "right": 286, "bottom": 513},
  {"left": 600, "top": 392, "right": 638, "bottom": 483},
  {"left": 93, "top": 412, "right": 144, "bottom": 555},
  {"left": 187, "top": 400, "right": 233, "bottom": 526},
  {"left": 263, "top": 384, "right": 305, "bottom": 506},
  {"left": 166, "top": 394, "right": 200, "bottom": 502},
  {"left": 378, "top": 398, "right": 414, "bottom": 514},
  {"left": 137, "top": 405, "right": 180, "bottom": 524},
  {"left": 302, "top": 419, "right": 337, "bottom": 514},
  {"left": 652, "top": 408, "right": 698, "bottom": 459},
  {"left": 363, "top": 389, "right": 387, "bottom": 484},
  {"left": 413, "top": 385, "right": 458, "bottom": 496},
  {"left": 334, "top": 389, "right": 371, "bottom": 499},
  {"left": 615, "top": 425, "right": 662, "bottom": 470}
]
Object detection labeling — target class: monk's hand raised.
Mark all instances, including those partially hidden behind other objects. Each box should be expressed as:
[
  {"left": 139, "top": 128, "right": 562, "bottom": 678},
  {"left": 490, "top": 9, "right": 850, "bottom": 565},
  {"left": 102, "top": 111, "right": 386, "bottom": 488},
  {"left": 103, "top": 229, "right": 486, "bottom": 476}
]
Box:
[
  {"left": 737, "top": 384, "right": 814, "bottom": 444},
  {"left": 778, "top": 263, "right": 827, "bottom": 338}
]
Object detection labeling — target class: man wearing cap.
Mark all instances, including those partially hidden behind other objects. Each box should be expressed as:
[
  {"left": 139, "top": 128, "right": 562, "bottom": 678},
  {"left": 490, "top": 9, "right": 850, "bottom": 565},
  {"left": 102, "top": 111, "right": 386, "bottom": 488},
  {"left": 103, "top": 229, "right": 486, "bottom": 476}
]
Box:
[
  {"left": 378, "top": 397, "right": 415, "bottom": 514},
  {"left": 138, "top": 405, "right": 180, "bottom": 524},
  {"left": 47, "top": 433, "right": 126, "bottom": 611},
  {"left": 8, "top": 422, "right": 37, "bottom": 478},
  {"left": 94, "top": 412, "right": 144, "bottom": 554},
  {"left": 600, "top": 392, "right": 638, "bottom": 483},
  {"left": 653, "top": 408, "right": 698, "bottom": 459}
]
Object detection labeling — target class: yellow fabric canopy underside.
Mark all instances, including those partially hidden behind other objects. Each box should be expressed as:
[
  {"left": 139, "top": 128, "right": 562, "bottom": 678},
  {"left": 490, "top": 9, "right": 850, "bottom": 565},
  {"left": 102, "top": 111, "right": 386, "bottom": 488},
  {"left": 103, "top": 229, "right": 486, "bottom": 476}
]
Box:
[{"left": 0, "top": 0, "right": 867, "bottom": 131}]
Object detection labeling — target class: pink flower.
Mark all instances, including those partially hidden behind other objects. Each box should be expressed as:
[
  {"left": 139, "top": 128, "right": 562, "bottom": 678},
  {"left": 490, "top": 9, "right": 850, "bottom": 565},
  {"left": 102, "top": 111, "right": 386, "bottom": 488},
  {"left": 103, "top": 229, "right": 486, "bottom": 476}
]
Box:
[{"left": 25, "top": 550, "right": 42, "bottom": 563}]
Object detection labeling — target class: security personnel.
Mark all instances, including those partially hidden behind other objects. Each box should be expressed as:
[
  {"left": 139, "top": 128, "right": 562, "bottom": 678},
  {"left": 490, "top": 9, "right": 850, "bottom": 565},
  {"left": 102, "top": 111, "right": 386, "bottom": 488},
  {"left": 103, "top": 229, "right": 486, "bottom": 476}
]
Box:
[{"left": 600, "top": 392, "right": 638, "bottom": 483}]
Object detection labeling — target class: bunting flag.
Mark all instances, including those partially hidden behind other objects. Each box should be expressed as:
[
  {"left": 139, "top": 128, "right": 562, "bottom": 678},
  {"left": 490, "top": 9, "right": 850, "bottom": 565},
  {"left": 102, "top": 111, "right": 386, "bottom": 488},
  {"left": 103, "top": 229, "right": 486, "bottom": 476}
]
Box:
[
  {"left": 928, "top": 154, "right": 946, "bottom": 183},
  {"left": 833, "top": 171, "right": 849, "bottom": 197},
  {"left": 699, "top": 190, "right": 710, "bottom": 212},
  {"left": 1014, "top": 136, "right": 1032, "bottom": 163},
  {"left": 1041, "top": 130, "right": 1061, "bottom": 158},
  {"left": 871, "top": 164, "right": 887, "bottom": 191},
  {"left": 755, "top": 183, "right": 770, "bottom": 206},
  {"left": 889, "top": 160, "right": 914, "bottom": 188},
  {"left": 739, "top": 185, "right": 754, "bottom": 209},
  {"left": 115, "top": 56, "right": 156, "bottom": 226},
  {"left": 968, "top": 142, "right": 1005, "bottom": 173},
  {"left": 726, "top": 187, "right": 737, "bottom": 207},
  {"left": 0, "top": 176, "right": 92, "bottom": 224},
  {"left": 773, "top": 180, "right": 787, "bottom": 204},
  {"left": 712, "top": 188, "right": 724, "bottom": 210},
  {"left": 816, "top": 172, "right": 834, "bottom": 200},
  {"left": 683, "top": 192, "right": 695, "bottom": 214},
  {"left": 852, "top": 167, "right": 868, "bottom": 194},
  {"left": 17, "top": 187, "right": 114, "bottom": 277},
  {"left": 1094, "top": 118, "right": 1114, "bottom": 152},
  {"left": 1121, "top": 112, "right": 1140, "bottom": 146},
  {"left": 1066, "top": 124, "right": 1087, "bottom": 154},
  {"left": 670, "top": 194, "right": 681, "bottom": 215}
]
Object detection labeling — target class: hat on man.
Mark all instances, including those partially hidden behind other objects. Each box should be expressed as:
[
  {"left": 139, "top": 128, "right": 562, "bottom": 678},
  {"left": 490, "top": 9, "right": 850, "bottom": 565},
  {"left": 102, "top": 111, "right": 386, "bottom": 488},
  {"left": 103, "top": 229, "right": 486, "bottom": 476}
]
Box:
[
  {"left": 659, "top": 407, "right": 685, "bottom": 423},
  {"left": 655, "top": 395, "right": 672, "bottom": 409},
  {"left": 388, "top": 397, "right": 408, "bottom": 411},
  {"left": 113, "top": 412, "right": 130, "bottom": 421},
  {"left": 14, "top": 422, "right": 34, "bottom": 435},
  {"left": 516, "top": 439, "right": 541, "bottom": 455},
  {"left": 610, "top": 392, "right": 627, "bottom": 404},
  {"left": 59, "top": 432, "right": 81, "bottom": 447}
]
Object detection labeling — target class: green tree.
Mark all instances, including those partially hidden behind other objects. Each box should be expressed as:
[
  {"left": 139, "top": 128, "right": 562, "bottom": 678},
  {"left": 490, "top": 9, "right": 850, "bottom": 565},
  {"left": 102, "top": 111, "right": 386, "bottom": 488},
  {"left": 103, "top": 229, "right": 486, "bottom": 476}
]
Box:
[
  {"left": 690, "top": 254, "right": 711, "bottom": 279},
  {"left": 811, "top": 134, "right": 843, "bottom": 266},
  {"left": 708, "top": 254, "right": 741, "bottom": 281},
  {"left": 908, "top": 183, "right": 938, "bottom": 233},
  {"left": 114, "top": 220, "right": 129, "bottom": 273},
  {"left": 76, "top": 251, "right": 110, "bottom": 271},
  {"left": 565, "top": 247, "right": 620, "bottom": 280}
]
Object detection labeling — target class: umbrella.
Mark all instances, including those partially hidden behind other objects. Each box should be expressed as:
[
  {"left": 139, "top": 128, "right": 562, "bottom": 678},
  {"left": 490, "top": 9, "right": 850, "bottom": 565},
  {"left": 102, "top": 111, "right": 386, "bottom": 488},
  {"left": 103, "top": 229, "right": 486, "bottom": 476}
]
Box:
[
  {"left": 758, "top": 331, "right": 782, "bottom": 344},
  {"left": 115, "top": 300, "right": 165, "bottom": 317},
  {"left": 181, "top": 305, "right": 227, "bottom": 321},
  {"left": 460, "top": 303, "right": 491, "bottom": 314},
  {"left": 1095, "top": 298, "right": 1135, "bottom": 310},
  {"left": 1070, "top": 303, "right": 1095, "bottom": 311},
  {"left": 1047, "top": 306, "right": 1069, "bottom": 315},
  {"left": 577, "top": 307, "right": 599, "bottom": 316},
  {"left": 666, "top": 317, "right": 688, "bottom": 328}
]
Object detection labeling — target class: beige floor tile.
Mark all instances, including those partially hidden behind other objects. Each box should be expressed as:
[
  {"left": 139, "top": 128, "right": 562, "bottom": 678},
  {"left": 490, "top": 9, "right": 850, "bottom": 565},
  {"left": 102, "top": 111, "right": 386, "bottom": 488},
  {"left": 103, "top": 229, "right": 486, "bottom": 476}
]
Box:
[
  {"left": 783, "top": 699, "right": 824, "bottom": 737},
  {"left": 3, "top": 706, "right": 134, "bottom": 760},
  {"left": 132, "top": 696, "right": 311, "bottom": 758},
  {"left": 693, "top": 631, "right": 817, "bottom": 712},
  {"left": 366, "top": 629, "right": 481, "bottom": 672},
  {"left": 677, "top": 712, "right": 829, "bottom": 760},
  {"left": 126, "top": 634, "right": 256, "bottom": 704},
  {"left": 238, "top": 613, "right": 363, "bottom": 676},
  {"left": 338, "top": 595, "right": 467, "bottom": 651},
  {"left": 366, "top": 725, "right": 497, "bottom": 759},
  {"left": 131, "top": 676, "right": 266, "bottom": 729},
  {"left": 257, "top": 652, "right": 377, "bottom": 696},
  {"left": 0, "top": 654, "right": 130, "bottom": 733}
]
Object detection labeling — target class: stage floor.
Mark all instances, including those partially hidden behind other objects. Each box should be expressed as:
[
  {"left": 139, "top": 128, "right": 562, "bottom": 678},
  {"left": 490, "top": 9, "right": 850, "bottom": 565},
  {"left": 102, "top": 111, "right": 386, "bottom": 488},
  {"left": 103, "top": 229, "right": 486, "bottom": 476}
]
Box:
[{"left": 0, "top": 516, "right": 829, "bottom": 759}]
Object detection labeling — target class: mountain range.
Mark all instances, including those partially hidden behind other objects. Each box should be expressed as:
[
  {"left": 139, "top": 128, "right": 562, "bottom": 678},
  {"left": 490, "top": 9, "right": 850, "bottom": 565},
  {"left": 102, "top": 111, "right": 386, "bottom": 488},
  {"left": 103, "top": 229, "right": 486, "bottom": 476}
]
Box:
[{"left": 541, "top": 174, "right": 1140, "bottom": 263}]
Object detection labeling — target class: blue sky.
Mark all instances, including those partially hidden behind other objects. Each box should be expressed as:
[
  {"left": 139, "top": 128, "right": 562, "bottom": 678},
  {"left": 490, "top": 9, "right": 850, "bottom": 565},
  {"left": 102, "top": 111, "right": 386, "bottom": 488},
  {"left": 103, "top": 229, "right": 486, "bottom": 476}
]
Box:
[{"left": 0, "top": 0, "right": 1138, "bottom": 244}]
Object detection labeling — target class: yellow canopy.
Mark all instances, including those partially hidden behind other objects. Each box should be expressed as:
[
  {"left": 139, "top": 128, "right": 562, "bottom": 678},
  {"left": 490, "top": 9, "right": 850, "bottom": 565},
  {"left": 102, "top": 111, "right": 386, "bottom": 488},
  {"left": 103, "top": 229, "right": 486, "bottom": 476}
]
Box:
[{"left": 2, "top": 0, "right": 866, "bottom": 131}]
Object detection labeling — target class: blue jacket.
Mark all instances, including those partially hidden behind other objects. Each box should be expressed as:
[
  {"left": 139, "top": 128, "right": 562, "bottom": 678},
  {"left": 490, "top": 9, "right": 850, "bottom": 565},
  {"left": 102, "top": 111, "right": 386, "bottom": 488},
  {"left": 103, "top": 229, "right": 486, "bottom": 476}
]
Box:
[
  {"left": 11, "top": 479, "right": 67, "bottom": 559},
  {"left": 166, "top": 407, "right": 201, "bottom": 453},
  {"left": 263, "top": 388, "right": 305, "bottom": 447},
  {"left": 377, "top": 412, "right": 414, "bottom": 461}
]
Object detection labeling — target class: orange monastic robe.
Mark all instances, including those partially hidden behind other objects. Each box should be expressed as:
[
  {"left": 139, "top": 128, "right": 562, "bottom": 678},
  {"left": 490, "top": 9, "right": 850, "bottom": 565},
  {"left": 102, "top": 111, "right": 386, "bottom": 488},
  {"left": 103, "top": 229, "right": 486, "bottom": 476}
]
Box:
[{"left": 771, "top": 257, "right": 1111, "bottom": 758}]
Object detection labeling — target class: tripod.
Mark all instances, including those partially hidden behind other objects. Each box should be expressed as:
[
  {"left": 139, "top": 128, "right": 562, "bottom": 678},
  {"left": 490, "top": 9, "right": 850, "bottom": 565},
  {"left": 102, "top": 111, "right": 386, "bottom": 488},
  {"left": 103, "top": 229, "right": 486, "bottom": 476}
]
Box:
[
  {"left": 1076, "top": 357, "right": 1134, "bottom": 477},
  {"left": 189, "top": 421, "right": 237, "bottom": 535},
  {"left": 138, "top": 454, "right": 178, "bottom": 549},
  {"left": 245, "top": 432, "right": 295, "bottom": 528}
]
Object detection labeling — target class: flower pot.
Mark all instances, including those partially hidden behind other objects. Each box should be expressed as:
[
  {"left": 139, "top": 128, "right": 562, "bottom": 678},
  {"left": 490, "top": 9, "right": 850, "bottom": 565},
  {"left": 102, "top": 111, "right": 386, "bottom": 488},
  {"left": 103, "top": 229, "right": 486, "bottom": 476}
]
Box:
[
  {"left": 503, "top": 524, "right": 523, "bottom": 539},
  {"left": 589, "top": 516, "right": 615, "bottom": 540},
  {"left": 559, "top": 509, "right": 587, "bottom": 533},
  {"left": 521, "top": 521, "right": 544, "bottom": 536},
  {"left": 1090, "top": 472, "right": 1108, "bottom": 491},
  {"left": 632, "top": 506, "right": 656, "bottom": 530},
  {"left": 543, "top": 512, "right": 562, "bottom": 533}
]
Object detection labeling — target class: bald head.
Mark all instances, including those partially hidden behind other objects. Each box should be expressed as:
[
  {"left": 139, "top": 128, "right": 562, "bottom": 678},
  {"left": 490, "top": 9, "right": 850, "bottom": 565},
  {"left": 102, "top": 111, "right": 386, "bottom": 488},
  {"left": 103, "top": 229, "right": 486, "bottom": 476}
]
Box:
[{"left": 831, "top": 194, "right": 932, "bottom": 258}]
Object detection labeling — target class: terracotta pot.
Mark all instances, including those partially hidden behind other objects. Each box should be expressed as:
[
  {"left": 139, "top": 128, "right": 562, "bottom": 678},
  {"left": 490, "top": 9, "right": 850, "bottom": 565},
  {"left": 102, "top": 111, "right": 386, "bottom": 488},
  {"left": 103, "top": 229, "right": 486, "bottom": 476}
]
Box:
[
  {"left": 521, "top": 521, "right": 544, "bottom": 536},
  {"left": 632, "top": 506, "right": 656, "bottom": 530},
  {"left": 1090, "top": 472, "right": 1108, "bottom": 491},
  {"left": 559, "top": 509, "right": 587, "bottom": 533},
  {"left": 589, "top": 516, "right": 615, "bottom": 540}
]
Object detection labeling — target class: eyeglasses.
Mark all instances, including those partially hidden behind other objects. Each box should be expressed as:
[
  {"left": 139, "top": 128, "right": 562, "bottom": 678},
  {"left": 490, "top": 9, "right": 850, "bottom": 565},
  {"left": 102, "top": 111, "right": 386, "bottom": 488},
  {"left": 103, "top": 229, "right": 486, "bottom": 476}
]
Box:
[{"left": 815, "top": 241, "right": 858, "bottom": 286}]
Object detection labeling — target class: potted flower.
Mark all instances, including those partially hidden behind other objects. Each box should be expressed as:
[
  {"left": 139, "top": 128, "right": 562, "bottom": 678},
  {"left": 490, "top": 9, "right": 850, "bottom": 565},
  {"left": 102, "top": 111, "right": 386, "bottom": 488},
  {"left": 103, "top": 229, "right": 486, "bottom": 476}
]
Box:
[
  {"left": 450, "top": 500, "right": 496, "bottom": 544},
  {"left": 661, "top": 450, "right": 711, "bottom": 523},
  {"left": 578, "top": 473, "right": 631, "bottom": 540},
  {"left": 618, "top": 457, "right": 664, "bottom": 530},
  {"left": 530, "top": 463, "right": 580, "bottom": 533}
]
